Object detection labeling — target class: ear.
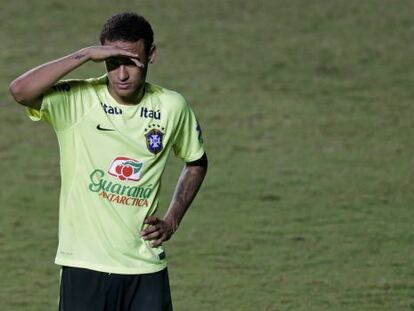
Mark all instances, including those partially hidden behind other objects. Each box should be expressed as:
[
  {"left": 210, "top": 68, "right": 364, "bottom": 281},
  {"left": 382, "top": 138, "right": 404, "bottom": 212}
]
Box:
[{"left": 148, "top": 45, "right": 157, "bottom": 64}]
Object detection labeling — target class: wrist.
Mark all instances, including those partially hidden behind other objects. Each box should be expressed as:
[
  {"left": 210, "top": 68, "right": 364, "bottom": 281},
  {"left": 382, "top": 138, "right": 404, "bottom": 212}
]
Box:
[
  {"left": 72, "top": 48, "right": 91, "bottom": 62},
  {"left": 163, "top": 215, "right": 179, "bottom": 234}
]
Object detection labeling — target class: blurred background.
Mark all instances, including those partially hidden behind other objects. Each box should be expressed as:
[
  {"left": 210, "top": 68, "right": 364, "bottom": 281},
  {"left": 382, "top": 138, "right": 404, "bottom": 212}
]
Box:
[{"left": 1, "top": 0, "right": 414, "bottom": 310}]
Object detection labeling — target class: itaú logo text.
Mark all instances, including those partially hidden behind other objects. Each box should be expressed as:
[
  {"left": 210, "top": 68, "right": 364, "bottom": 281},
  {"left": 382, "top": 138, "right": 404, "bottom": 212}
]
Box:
[{"left": 108, "top": 157, "right": 143, "bottom": 181}]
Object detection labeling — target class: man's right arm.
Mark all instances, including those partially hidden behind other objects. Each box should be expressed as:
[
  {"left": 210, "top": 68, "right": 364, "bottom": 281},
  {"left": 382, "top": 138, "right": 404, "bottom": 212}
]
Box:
[{"left": 9, "top": 46, "right": 143, "bottom": 110}]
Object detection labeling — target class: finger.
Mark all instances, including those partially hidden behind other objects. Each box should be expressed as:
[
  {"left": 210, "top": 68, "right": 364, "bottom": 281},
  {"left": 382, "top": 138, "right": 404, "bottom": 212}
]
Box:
[
  {"left": 129, "top": 57, "right": 144, "bottom": 68},
  {"left": 142, "top": 230, "right": 162, "bottom": 241},
  {"left": 115, "top": 50, "right": 143, "bottom": 64},
  {"left": 144, "top": 216, "right": 159, "bottom": 225},
  {"left": 112, "top": 48, "right": 139, "bottom": 58},
  {"left": 141, "top": 224, "right": 160, "bottom": 237}
]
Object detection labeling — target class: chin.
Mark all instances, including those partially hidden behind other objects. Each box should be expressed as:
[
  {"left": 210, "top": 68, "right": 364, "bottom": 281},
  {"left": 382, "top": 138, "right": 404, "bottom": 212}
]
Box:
[{"left": 116, "top": 88, "right": 136, "bottom": 97}]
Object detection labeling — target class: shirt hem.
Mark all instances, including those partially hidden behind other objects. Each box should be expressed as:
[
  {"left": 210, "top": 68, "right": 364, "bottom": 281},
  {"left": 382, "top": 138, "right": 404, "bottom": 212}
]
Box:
[{"left": 55, "top": 258, "right": 167, "bottom": 275}]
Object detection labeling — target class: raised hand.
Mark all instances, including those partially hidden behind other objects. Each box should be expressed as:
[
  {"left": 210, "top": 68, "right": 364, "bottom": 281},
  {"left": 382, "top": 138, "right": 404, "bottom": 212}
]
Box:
[{"left": 78, "top": 46, "right": 144, "bottom": 68}]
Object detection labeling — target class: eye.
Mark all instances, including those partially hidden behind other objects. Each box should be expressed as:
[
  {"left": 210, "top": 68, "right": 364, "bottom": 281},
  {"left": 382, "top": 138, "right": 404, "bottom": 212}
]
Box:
[
  {"left": 105, "top": 57, "right": 138, "bottom": 71},
  {"left": 105, "top": 57, "right": 120, "bottom": 71}
]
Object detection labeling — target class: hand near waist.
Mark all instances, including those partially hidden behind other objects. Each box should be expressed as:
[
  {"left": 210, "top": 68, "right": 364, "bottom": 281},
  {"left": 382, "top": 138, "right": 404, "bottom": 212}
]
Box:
[{"left": 141, "top": 216, "right": 176, "bottom": 247}]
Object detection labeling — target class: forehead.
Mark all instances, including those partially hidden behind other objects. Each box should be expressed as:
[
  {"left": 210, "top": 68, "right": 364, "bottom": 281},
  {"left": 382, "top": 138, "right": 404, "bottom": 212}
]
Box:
[{"left": 103, "top": 39, "right": 147, "bottom": 54}]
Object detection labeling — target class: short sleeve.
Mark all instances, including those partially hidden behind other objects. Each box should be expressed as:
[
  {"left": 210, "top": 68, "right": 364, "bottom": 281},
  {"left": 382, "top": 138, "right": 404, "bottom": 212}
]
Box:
[
  {"left": 173, "top": 100, "right": 205, "bottom": 162},
  {"left": 27, "top": 80, "right": 91, "bottom": 131}
]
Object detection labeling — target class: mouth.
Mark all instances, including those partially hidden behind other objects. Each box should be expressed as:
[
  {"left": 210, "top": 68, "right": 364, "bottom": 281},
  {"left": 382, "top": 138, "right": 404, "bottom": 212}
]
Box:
[{"left": 116, "top": 83, "right": 131, "bottom": 90}]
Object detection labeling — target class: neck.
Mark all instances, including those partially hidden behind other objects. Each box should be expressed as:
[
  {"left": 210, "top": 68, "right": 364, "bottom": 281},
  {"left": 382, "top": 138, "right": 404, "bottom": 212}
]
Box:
[{"left": 107, "top": 82, "right": 146, "bottom": 106}]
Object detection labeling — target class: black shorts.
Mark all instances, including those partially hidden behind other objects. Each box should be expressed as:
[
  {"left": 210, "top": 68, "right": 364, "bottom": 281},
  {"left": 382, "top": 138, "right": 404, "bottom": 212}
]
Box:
[{"left": 59, "top": 266, "right": 173, "bottom": 311}]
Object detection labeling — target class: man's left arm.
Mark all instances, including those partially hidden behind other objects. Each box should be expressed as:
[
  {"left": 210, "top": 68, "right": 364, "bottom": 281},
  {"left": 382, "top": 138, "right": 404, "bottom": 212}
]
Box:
[{"left": 141, "top": 153, "right": 208, "bottom": 247}]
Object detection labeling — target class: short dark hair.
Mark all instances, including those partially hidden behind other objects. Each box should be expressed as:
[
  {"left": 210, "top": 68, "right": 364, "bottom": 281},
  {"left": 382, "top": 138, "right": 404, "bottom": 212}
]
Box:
[{"left": 100, "top": 12, "right": 154, "bottom": 52}]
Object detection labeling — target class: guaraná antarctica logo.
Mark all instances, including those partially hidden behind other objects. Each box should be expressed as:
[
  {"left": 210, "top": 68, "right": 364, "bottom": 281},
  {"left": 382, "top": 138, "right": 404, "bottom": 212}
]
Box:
[
  {"left": 88, "top": 156, "right": 152, "bottom": 208},
  {"left": 108, "top": 157, "right": 143, "bottom": 181}
]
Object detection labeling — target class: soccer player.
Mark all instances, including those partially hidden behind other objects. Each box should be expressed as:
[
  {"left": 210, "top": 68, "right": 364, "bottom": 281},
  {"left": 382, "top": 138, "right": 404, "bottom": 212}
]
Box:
[{"left": 9, "top": 12, "right": 207, "bottom": 311}]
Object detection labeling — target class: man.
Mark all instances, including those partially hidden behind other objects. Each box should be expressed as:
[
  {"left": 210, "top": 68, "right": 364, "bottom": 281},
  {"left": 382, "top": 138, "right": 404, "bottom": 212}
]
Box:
[{"left": 9, "top": 12, "right": 207, "bottom": 311}]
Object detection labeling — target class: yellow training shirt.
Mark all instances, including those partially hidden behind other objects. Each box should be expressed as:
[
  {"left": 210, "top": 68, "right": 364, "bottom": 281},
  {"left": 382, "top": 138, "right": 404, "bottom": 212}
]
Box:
[{"left": 27, "top": 76, "right": 204, "bottom": 274}]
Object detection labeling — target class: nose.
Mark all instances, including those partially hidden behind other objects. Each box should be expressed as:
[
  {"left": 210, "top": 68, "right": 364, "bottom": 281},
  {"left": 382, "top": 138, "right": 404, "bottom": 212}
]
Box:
[{"left": 118, "top": 65, "right": 129, "bottom": 81}]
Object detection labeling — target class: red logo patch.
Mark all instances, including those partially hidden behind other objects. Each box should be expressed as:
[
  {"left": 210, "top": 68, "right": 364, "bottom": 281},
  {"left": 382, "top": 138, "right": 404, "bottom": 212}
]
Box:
[{"left": 108, "top": 157, "right": 143, "bottom": 181}]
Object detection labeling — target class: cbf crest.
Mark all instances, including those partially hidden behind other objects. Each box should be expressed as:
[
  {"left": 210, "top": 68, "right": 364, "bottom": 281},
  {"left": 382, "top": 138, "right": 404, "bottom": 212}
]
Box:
[{"left": 145, "top": 126, "right": 165, "bottom": 154}]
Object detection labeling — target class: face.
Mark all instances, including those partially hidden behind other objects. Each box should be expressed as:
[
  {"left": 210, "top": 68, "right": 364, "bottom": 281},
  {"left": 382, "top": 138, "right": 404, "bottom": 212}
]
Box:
[{"left": 104, "top": 39, "right": 155, "bottom": 104}]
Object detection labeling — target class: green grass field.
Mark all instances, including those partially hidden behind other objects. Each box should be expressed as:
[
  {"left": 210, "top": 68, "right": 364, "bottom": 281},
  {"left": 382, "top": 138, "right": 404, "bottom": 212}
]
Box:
[{"left": 1, "top": 0, "right": 414, "bottom": 310}]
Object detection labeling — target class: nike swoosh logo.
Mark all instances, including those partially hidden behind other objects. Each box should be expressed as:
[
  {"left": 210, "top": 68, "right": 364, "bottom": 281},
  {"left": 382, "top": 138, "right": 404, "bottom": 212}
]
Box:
[{"left": 96, "top": 124, "right": 115, "bottom": 131}]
